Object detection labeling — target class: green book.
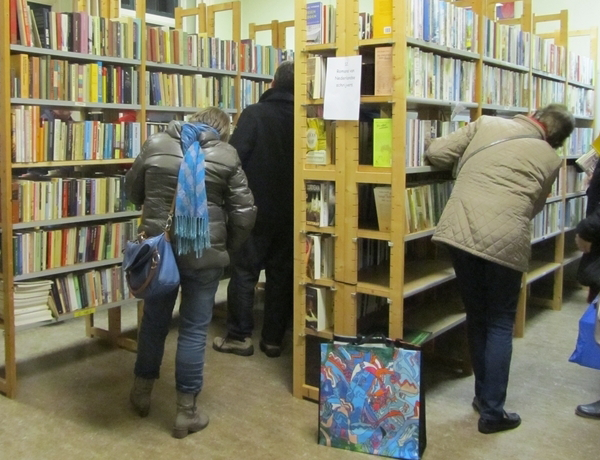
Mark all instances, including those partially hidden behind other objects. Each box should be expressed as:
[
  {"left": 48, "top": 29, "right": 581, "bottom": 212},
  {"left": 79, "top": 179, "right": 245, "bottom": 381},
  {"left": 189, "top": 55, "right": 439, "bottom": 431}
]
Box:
[{"left": 373, "top": 118, "right": 392, "bottom": 167}]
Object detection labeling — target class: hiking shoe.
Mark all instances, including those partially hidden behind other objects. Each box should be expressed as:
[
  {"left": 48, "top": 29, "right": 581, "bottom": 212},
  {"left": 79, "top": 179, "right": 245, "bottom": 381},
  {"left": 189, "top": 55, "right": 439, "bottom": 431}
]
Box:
[
  {"left": 212, "top": 336, "right": 254, "bottom": 356},
  {"left": 259, "top": 340, "right": 282, "bottom": 358}
]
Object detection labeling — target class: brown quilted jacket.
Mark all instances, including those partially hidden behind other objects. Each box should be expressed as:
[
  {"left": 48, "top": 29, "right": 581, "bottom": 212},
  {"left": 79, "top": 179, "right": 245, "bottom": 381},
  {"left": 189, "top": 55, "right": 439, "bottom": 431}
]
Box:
[
  {"left": 425, "top": 115, "right": 562, "bottom": 272},
  {"left": 125, "top": 121, "right": 257, "bottom": 271}
]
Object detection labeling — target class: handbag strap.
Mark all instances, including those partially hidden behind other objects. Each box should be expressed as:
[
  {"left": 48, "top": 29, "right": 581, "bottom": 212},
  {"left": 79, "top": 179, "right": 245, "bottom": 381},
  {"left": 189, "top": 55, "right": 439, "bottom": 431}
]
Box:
[
  {"left": 456, "top": 134, "right": 540, "bottom": 176},
  {"left": 164, "top": 194, "right": 177, "bottom": 241},
  {"left": 126, "top": 250, "right": 160, "bottom": 296}
]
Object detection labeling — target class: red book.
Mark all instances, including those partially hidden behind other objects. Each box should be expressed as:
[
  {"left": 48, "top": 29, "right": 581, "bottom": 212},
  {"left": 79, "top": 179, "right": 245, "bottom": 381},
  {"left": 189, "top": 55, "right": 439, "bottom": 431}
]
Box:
[{"left": 10, "top": 0, "right": 18, "bottom": 44}]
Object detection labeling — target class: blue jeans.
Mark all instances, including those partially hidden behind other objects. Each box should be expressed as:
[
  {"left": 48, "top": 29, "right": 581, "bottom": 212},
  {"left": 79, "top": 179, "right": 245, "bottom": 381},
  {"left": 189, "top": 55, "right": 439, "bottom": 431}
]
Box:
[
  {"left": 134, "top": 267, "right": 223, "bottom": 394},
  {"left": 448, "top": 247, "right": 523, "bottom": 421}
]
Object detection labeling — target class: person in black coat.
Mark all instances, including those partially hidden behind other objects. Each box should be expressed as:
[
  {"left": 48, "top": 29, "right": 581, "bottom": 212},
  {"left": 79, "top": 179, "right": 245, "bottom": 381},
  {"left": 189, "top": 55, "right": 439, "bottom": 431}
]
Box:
[
  {"left": 574, "top": 160, "right": 600, "bottom": 420},
  {"left": 213, "top": 61, "right": 295, "bottom": 358}
]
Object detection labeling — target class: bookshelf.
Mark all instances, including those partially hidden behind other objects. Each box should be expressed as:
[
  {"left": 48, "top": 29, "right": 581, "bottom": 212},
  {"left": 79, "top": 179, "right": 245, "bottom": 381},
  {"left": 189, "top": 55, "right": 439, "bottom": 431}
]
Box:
[
  {"left": 293, "top": 0, "right": 597, "bottom": 401},
  {"left": 0, "top": 0, "right": 148, "bottom": 398}
]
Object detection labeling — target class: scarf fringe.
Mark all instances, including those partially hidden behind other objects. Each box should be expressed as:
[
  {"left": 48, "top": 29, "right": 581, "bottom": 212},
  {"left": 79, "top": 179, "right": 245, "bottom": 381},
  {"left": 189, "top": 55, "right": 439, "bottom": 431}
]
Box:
[{"left": 174, "top": 215, "right": 211, "bottom": 258}]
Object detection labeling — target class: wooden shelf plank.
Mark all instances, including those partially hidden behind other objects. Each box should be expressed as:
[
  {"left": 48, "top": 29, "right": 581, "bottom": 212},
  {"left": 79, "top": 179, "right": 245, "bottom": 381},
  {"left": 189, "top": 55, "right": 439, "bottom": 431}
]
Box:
[
  {"left": 404, "top": 297, "right": 466, "bottom": 342},
  {"left": 407, "top": 37, "right": 480, "bottom": 60},
  {"left": 531, "top": 230, "right": 562, "bottom": 245},
  {"left": 482, "top": 56, "right": 530, "bottom": 73},
  {"left": 145, "top": 61, "right": 237, "bottom": 76},
  {"left": 10, "top": 44, "right": 141, "bottom": 65},
  {"left": 357, "top": 229, "right": 391, "bottom": 241},
  {"left": 304, "top": 44, "right": 337, "bottom": 53},
  {"left": 563, "top": 251, "right": 583, "bottom": 266},
  {"left": 355, "top": 170, "right": 392, "bottom": 184},
  {"left": 12, "top": 159, "right": 135, "bottom": 168},
  {"left": 406, "top": 97, "right": 478, "bottom": 108},
  {"left": 359, "top": 38, "right": 395, "bottom": 47},
  {"left": 568, "top": 80, "right": 595, "bottom": 90},
  {"left": 302, "top": 277, "right": 335, "bottom": 288},
  {"left": 532, "top": 69, "right": 566, "bottom": 82},
  {"left": 14, "top": 258, "right": 124, "bottom": 282},
  {"left": 241, "top": 72, "right": 274, "bottom": 81},
  {"left": 404, "top": 228, "right": 435, "bottom": 242},
  {"left": 11, "top": 98, "right": 141, "bottom": 110},
  {"left": 404, "top": 260, "right": 455, "bottom": 298},
  {"left": 356, "top": 283, "right": 392, "bottom": 298},
  {"left": 526, "top": 261, "right": 561, "bottom": 284},
  {"left": 305, "top": 327, "right": 333, "bottom": 340},
  {"left": 12, "top": 211, "right": 141, "bottom": 230}
]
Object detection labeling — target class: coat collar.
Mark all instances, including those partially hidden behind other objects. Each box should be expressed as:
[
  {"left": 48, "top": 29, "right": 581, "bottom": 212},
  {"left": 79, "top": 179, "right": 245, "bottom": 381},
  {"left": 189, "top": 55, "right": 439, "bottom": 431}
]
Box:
[
  {"left": 259, "top": 87, "right": 294, "bottom": 104},
  {"left": 514, "top": 114, "right": 546, "bottom": 139},
  {"left": 166, "top": 120, "right": 219, "bottom": 143}
]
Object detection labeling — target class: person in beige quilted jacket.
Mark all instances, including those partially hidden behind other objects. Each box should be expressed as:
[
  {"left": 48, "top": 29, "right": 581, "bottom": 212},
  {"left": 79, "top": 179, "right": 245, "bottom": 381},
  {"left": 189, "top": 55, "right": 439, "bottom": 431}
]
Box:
[{"left": 425, "top": 104, "right": 575, "bottom": 434}]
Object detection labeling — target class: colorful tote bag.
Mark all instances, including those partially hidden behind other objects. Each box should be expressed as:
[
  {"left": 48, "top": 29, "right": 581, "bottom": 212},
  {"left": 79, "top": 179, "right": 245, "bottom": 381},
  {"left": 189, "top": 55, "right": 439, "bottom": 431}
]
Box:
[{"left": 319, "top": 336, "right": 426, "bottom": 460}]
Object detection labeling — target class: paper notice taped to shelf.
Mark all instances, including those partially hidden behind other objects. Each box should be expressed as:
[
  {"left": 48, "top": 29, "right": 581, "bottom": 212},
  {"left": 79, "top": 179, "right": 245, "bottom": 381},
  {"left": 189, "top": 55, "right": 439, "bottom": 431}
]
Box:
[{"left": 323, "top": 56, "right": 362, "bottom": 121}]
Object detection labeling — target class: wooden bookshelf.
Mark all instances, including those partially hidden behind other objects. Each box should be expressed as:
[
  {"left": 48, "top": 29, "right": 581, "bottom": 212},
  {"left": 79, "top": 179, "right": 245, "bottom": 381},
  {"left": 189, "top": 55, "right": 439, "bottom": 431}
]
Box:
[
  {"left": 293, "top": 0, "right": 598, "bottom": 400},
  {"left": 0, "top": 0, "right": 147, "bottom": 398}
]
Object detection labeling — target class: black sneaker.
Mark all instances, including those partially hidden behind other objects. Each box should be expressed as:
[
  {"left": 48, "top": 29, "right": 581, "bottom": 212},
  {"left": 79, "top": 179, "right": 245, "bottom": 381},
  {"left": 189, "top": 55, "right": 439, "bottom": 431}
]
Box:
[
  {"left": 259, "top": 340, "right": 282, "bottom": 358},
  {"left": 472, "top": 397, "right": 481, "bottom": 413},
  {"left": 478, "top": 412, "right": 521, "bottom": 434}
]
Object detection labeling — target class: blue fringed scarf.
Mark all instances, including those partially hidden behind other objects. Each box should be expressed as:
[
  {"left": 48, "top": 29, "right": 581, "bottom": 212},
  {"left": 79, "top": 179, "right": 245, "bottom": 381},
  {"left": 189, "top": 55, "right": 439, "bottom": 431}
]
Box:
[{"left": 174, "top": 123, "right": 217, "bottom": 257}]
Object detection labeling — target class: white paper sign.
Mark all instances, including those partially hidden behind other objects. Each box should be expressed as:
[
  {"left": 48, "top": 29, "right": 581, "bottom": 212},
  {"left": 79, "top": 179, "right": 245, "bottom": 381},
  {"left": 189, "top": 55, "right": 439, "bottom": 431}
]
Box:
[{"left": 323, "top": 55, "right": 362, "bottom": 121}]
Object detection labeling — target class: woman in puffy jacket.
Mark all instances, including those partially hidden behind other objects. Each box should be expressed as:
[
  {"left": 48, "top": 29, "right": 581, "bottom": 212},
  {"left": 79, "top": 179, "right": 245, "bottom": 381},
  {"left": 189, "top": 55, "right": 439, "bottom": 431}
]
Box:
[{"left": 125, "top": 107, "right": 256, "bottom": 438}]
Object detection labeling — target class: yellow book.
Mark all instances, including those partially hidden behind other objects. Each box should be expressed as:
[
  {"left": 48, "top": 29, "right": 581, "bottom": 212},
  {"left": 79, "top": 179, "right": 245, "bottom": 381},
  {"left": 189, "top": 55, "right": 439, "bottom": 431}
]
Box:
[
  {"left": 373, "top": 118, "right": 393, "bottom": 167},
  {"left": 89, "top": 63, "right": 99, "bottom": 103},
  {"left": 10, "top": 54, "right": 30, "bottom": 98},
  {"left": 306, "top": 118, "right": 329, "bottom": 165},
  {"left": 373, "top": 0, "right": 393, "bottom": 39}
]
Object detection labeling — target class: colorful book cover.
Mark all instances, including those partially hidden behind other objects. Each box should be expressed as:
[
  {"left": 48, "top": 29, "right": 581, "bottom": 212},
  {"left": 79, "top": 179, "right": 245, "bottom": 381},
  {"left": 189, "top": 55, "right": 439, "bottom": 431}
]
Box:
[
  {"left": 373, "top": 118, "right": 393, "bottom": 167},
  {"left": 306, "top": 2, "right": 323, "bottom": 43},
  {"left": 373, "top": 0, "right": 392, "bottom": 39}
]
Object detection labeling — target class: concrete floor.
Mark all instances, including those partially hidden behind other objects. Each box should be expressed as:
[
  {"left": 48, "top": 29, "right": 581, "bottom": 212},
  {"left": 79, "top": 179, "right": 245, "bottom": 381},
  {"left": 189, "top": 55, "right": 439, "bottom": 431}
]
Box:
[{"left": 1, "top": 284, "right": 599, "bottom": 460}]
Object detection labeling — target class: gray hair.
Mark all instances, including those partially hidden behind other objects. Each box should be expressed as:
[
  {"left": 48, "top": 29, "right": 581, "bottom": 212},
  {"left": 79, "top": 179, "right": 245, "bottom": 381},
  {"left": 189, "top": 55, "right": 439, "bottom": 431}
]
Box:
[
  {"left": 273, "top": 60, "right": 294, "bottom": 93},
  {"left": 188, "top": 107, "right": 231, "bottom": 141},
  {"left": 532, "top": 104, "right": 575, "bottom": 149}
]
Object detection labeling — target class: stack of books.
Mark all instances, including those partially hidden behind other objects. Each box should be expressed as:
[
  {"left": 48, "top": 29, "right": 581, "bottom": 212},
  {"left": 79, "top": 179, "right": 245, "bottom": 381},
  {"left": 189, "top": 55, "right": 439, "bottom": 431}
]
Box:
[{"left": 0, "top": 280, "right": 54, "bottom": 327}]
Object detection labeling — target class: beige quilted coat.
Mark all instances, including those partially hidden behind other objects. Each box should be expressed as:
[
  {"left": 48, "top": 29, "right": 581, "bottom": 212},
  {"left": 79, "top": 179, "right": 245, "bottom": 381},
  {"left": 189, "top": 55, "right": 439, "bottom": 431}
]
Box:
[{"left": 425, "top": 115, "right": 562, "bottom": 272}]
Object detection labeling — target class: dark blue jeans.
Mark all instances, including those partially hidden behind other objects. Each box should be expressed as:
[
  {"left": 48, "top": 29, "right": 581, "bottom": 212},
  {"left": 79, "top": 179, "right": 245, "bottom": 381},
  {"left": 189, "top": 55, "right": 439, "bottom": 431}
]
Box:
[
  {"left": 226, "top": 222, "right": 293, "bottom": 345},
  {"left": 448, "top": 246, "right": 523, "bottom": 421},
  {"left": 134, "top": 267, "right": 223, "bottom": 394}
]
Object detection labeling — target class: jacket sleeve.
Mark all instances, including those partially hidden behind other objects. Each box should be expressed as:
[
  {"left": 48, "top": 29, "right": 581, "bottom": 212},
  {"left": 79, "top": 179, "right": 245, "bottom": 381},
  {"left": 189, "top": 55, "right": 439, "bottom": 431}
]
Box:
[
  {"left": 229, "top": 109, "right": 257, "bottom": 168},
  {"left": 576, "top": 206, "right": 600, "bottom": 244},
  {"left": 425, "top": 119, "right": 480, "bottom": 170},
  {"left": 532, "top": 167, "right": 560, "bottom": 217},
  {"left": 125, "top": 146, "right": 147, "bottom": 206},
  {"left": 224, "top": 161, "right": 257, "bottom": 252}
]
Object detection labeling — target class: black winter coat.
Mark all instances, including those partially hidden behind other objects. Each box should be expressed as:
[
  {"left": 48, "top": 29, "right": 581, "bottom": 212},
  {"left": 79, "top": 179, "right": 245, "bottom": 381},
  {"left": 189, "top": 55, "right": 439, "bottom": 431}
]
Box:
[
  {"left": 576, "top": 163, "right": 600, "bottom": 291},
  {"left": 125, "top": 121, "right": 257, "bottom": 271},
  {"left": 229, "top": 88, "right": 294, "bottom": 227}
]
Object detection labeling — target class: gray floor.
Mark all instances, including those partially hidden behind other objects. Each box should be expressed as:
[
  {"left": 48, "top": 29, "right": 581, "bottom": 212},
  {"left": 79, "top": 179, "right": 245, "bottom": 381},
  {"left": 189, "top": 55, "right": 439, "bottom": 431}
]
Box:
[{"left": 1, "top": 283, "right": 599, "bottom": 460}]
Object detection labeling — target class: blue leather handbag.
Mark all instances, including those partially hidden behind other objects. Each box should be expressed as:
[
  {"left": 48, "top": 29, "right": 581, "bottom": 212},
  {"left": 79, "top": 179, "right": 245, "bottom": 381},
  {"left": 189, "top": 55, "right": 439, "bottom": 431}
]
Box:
[{"left": 123, "top": 201, "right": 180, "bottom": 299}]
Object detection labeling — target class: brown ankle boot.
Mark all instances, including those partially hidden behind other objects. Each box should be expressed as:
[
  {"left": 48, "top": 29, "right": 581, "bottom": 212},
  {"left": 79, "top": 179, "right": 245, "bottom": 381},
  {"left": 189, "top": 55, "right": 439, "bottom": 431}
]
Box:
[
  {"left": 172, "top": 391, "right": 209, "bottom": 439},
  {"left": 129, "top": 377, "right": 155, "bottom": 417}
]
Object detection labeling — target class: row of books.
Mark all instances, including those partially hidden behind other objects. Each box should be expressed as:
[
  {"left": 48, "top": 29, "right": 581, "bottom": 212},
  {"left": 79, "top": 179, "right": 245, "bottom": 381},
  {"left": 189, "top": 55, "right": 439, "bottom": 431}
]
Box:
[
  {"left": 532, "top": 37, "right": 565, "bottom": 77},
  {"left": 568, "top": 87, "right": 595, "bottom": 118},
  {"left": 305, "top": 233, "right": 334, "bottom": 280},
  {"left": 565, "top": 196, "right": 586, "bottom": 229},
  {"left": 12, "top": 219, "right": 138, "bottom": 276},
  {"left": 532, "top": 77, "right": 565, "bottom": 110},
  {"left": 568, "top": 128, "right": 595, "bottom": 157},
  {"left": 306, "top": 118, "right": 334, "bottom": 165},
  {"left": 240, "top": 39, "right": 293, "bottom": 75},
  {"left": 357, "top": 238, "right": 390, "bottom": 273},
  {"left": 405, "top": 117, "right": 468, "bottom": 168},
  {"left": 11, "top": 107, "right": 141, "bottom": 163},
  {"left": 407, "top": 47, "right": 477, "bottom": 102},
  {"left": 358, "top": 12, "right": 374, "bottom": 40},
  {"left": 483, "top": 19, "right": 530, "bottom": 67},
  {"left": 10, "top": 2, "right": 142, "bottom": 60},
  {"left": 50, "top": 267, "right": 131, "bottom": 315},
  {"left": 531, "top": 202, "right": 561, "bottom": 240},
  {"left": 305, "top": 180, "right": 335, "bottom": 227},
  {"left": 568, "top": 52, "right": 595, "bottom": 86},
  {"left": 305, "top": 284, "right": 333, "bottom": 332},
  {"left": 10, "top": 54, "right": 138, "bottom": 104},
  {"left": 147, "top": 26, "right": 237, "bottom": 71},
  {"left": 147, "top": 72, "right": 235, "bottom": 110},
  {"left": 405, "top": 181, "right": 454, "bottom": 234},
  {"left": 482, "top": 66, "right": 526, "bottom": 107},
  {"left": 306, "top": 1, "right": 336, "bottom": 45},
  {"left": 306, "top": 55, "right": 327, "bottom": 100},
  {"left": 11, "top": 175, "right": 136, "bottom": 223},
  {"left": 565, "top": 165, "right": 587, "bottom": 194},
  {"left": 406, "top": 0, "right": 478, "bottom": 52},
  {"left": 241, "top": 79, "right": 269, "bottom": 109},
  {"left": 146, "top": 122, "right": 168, "bottom": 138},
  {"left": 0, "top": 280, "right": 54, "bottom": 327}
]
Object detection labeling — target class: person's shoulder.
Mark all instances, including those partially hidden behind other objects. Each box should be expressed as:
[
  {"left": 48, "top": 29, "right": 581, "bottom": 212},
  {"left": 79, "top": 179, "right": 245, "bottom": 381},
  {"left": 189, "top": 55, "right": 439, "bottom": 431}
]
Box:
[{"left": 143, "top": 131, "right": 180, "bottom": 156}]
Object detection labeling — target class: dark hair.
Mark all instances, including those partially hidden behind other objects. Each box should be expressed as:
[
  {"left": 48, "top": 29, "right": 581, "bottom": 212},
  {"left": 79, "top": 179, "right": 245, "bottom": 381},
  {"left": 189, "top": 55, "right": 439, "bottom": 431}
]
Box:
[
  {"left": 532, "top": 104, "right": 575, "bottom": 149},
  {"left": 273, "top": 60, "right": 294, "bottom": 93},
  {"left": 188, "top": 107, "right": 231, "bottom": 141}
]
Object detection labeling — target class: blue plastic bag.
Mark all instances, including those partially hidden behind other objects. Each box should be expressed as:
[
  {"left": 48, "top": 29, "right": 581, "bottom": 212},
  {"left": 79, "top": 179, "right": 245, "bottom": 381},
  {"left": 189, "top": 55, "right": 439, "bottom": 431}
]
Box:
[{"left": 569, "top": 301, "right": 600, "bottom": 371}]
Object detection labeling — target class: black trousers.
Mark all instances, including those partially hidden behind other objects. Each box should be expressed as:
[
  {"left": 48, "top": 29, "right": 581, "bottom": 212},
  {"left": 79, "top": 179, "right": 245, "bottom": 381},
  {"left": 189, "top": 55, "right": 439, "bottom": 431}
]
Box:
[
  {"left": 226, "top": 222, "right": 293, "bottom": 345},
  {"left": 448, "top": 246, "right": 523, "bottom": 421}
]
